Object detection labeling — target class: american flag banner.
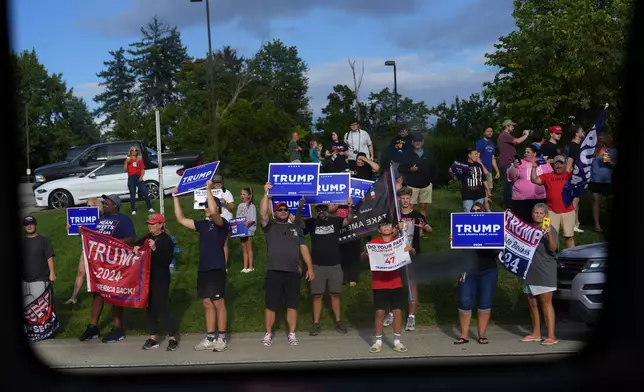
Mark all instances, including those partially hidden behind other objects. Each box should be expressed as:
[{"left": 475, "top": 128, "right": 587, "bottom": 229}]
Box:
[{"left": 562, "top": 104, "right": 609, "bottom": 208}]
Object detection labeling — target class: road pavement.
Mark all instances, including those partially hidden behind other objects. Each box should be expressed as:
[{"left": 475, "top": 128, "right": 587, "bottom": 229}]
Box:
[
  {"left": 31, "top": 324, "right": 590, "bottom": 373},
  {"left": 18, "top": 182, "right": 45, "bottom": 216}
]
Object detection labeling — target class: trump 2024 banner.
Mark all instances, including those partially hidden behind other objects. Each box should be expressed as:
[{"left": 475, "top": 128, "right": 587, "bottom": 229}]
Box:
[
  {"left": 175, "top": 161, "right": 220, "bottom": 196},
  {"left": 267, "top": 163, "right": 320, "bottom": 196},
  {"left": 496, "top": 210, "right": 544, "bottom": 279},
  {"left": 450, "top": 212, "right": 505, "bottom": 249},
  {"left": 81, "top": 227, "right": 151, "bottom": 308}
]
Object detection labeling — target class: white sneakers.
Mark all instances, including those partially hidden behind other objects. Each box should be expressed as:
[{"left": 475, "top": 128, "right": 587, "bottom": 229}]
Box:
[{"left": 241, "top": 268, "right": 255, "bottom": 273}]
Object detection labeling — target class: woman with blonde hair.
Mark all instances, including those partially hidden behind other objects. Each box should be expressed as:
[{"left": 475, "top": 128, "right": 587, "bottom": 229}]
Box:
[
  {"left": 124, "top": 145, "right": 154, "bottom": 215},
  {"left": 65, "top": 198, "right": 103, "bottom": 304}
]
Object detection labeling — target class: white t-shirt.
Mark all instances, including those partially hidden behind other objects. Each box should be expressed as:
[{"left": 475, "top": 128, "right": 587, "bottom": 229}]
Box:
[
  {"left": 218, "top": 189, "right": 234, "bottom": 221},
  {"left": 344, "top": 129, "right": 372, "bottom": 160}
]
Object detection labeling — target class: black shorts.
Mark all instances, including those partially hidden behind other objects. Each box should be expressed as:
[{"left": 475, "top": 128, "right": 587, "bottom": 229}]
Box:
[
  {"left": 265, "top": 270, "right": 301, "bottom": 311},
  {"left": 588, "top": 182, "right": 613, "bottom": 196},
  {"left": 373, "top": 288, "right": 406, "bottom": 311},
  {"left": 197, "top": 269, "right": 227, "bottom": 299}
]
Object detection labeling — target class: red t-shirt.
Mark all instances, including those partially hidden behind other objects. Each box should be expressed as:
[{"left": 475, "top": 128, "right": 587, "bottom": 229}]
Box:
[
  {"left": 538, "top": 171, "right": 574, "bottom": 213},
  {"left": 369, "top": 236, "right": 403, "bottom": 290},
  {"left": 126, "top": 159, "right": 145, "bottom": 176}
]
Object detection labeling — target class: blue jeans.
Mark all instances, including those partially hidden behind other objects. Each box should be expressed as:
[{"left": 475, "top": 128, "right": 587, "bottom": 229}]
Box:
[
  {"left": 127, "top": 175, "right": 152, "bottom": 211},
  {"left": 457, "top": 268, "right": 498, "bottom": 312},
  {"left": 501, "top": 164, "right": 513, "bottom": 207},
  {"left": 462, "top": 198, "right": 486, "bottom": 212}
]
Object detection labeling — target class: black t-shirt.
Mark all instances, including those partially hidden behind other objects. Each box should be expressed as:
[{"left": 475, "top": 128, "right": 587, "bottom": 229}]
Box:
[
  {"left": 400, "top": 210, "right": 427, "bottom": 254},
  {"left": 304, "top": 216, "right": 344, "bottom": 266},
  {"left": 541, "top": 141, "right": 560, "bottom": 159},
  {"left": 263, "top": 220, "right": 305, "bottom": 273},
  {"left": 22, "top": 235, "right": 55, "bottom": 282},
  {"left": 459, "top": 162, "right": 486, "bottom": 201},
  {"left": 324, "top": 141, "right": 349, "bottom": 173},
  {"left": 565, "top": 141, "right": 581, "bottom": 164},
  {"left": 352, "top": 164, "right": 373, "bottom": 180},
  {"left": 475, "top": 249, "right": 499, "bottom": 271},
  {"left": 194, "top": 218, "right": 229, "bottom": 271},
  {"left": 135, "top": 232, "right": 175, "bottom": 285}
]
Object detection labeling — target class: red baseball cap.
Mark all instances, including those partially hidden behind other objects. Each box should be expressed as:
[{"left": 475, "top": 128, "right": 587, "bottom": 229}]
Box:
[
  {"left": 549, "top": 125, "right": 562, "bottom": 134},
  {"left": 273, "top": 202, "right": 288, "bottom": 212},
  {"left": 146, "top": 213, "right": 166, "bottom": 225}
]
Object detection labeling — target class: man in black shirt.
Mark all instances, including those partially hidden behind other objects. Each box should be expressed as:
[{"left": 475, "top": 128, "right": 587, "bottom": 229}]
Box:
[
  {"left": 304, "top": 199, "right": 354, "bottom": 336},
  {"left": 565, "top": 125, "right": 586, "bottom": 233},
  {"left": 22, "top": 215, "right": 56, "bottom": 306},
  {"left": 541, "top": 125, "right": 563, "bottom": 162},
  {"left": 324, "top": 131, "right": 350, "bottom": 173},
  {"left": 351, "top": 152, "right": 380, "bottom": 180},
  {"left": 454, "top": 148, "right": 490, "bottom": 212},
  {"left": 387, "top": 123, "right": 413, "bottom": 176}
]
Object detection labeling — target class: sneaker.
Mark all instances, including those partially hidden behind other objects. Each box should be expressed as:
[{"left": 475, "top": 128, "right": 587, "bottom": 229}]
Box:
[
  {"left": 310, "top": 323, "right": 321, "bottom": 336},
  {"left": 101, "top": 327, "right": 126, "bottom": 343},
  {"left": 574, "top": 225, "right": 584, "bottom": 233},
  {"left": 383, "top": 312, "right": 394, "bottom": 327},
  {"left": 132, "top": 211, "right": 137, "bottom": 216},
  {"left": 142, "top": 339, "right": 159, "bottom": 350},
  {"left": 287, "top": 333, "right": 299, "bottom": 346},
  {"left": 169, "top": 265, "right": 177, "bottom": 274},
  {"left": 262, "top": 333, "right": 273, "bottom": 347},
  {"left": 334, "top": 321, "right": 348, "bottom": 334},
  {"left": 194, "top": 336, "right": 216, "bottom": 351},
  {"left": 241, "top": 269, "right": 249, "bottom": 273},
  {"left": 405, "top": 316, "right": 416, "bottom": 331},
  {"left": 249, "top": 268, "right": 255, "bottom": 272},
  {"left": 213, "top": 336, "right": 228, "bottom": 352},
  {"left": 78, "top": 324, "right": 100, "bottom": 341},
  {"left": 167, "top": 339, "right": 179, "bottom": 351},
  {"left": 148, "top": 208, "right": 154, "bottom": 213}
]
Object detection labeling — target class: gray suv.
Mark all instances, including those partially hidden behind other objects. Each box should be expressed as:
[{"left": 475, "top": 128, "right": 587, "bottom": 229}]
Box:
[{"left": 554, "top": 242, "right": 607, "bottom": 326}]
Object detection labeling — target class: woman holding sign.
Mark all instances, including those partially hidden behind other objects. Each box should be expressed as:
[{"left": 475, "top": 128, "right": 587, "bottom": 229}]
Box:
[
  {"left": 521, "top": 203, "right": 559, "bottom": 346},
  {"left": 236, "top": 187, "right": 257, "bottom": 273},
  {"left": 124, "top": 145, "right": 154, "bottom": 215}
]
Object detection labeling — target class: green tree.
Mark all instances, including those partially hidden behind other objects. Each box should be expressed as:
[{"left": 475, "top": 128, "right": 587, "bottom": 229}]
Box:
[
  {"left": 65, "top": 96, "right": 102, "bottom": 144},
  {"left": 94, "top": 47, "right": 136, "bottom": 128},
  {"left": 429, "top": 93, "right": 499, "bottom": 139},
  {"left": 251, "top": 39, "right": 312, "bottom": 128},
  {"left": 483, "top": 0, "right": 630, "bottom": 132},
  {"left": 314, "top": 84, "right": 358, "bottom": 140},
  {"left": 128, "top": 15, "right": 188, "bottom": 112},
  {"left": 106, "top": 100, "right": 151, "bottom": 141}
]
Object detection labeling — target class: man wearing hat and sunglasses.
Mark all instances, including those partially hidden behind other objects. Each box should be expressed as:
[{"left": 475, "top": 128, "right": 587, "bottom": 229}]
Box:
[{"left": 259, "top": 182, "right": 315, "bottom": 347}]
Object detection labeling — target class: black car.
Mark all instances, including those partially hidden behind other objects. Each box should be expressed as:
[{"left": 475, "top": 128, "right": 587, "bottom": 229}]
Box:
[{"left": 33, "top": 140, "right": 204, "bottom": 191}]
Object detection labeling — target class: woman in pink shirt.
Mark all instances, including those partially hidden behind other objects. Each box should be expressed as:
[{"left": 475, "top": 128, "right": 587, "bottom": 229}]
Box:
[{"left": 507, "top": 145, "right": 552, "bottom": 223}]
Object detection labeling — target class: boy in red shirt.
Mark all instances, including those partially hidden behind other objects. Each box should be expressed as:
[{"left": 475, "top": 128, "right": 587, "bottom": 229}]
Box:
[
  {"left": 362, "top": 217, "right": 414, "bottom": 353},
  {"left": 530, "top": 155, "right": 575, "bottom": 248}
]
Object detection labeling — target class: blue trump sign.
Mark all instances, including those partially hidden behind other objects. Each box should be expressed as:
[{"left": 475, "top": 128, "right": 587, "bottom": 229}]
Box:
[
  {"left": 267, "top": 163, "right": 320, "bottom": 196},
  {"left": 175, "top": 161, "right": 220, "bottom": 196},
  {"left": 229, "top": 217, "right": 250, "bottom": 238},
  {"left": 67, "top": 207, "right": 100, "bottom": 235},
  {"left": 350, "top": 178, "right": 374, "bottom": 201},
  {"left": 450, "top": 212, "right": 505, "bottom": 249},
  {"left": 306, "top": 173, "right": 350, "bottom": 204},
  {"left": 271, "top": 196, "right": 312, "bottom": 218}
]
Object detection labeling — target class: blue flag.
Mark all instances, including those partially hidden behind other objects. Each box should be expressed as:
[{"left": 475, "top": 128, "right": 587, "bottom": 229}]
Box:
[{"left": 562, "top": 105, "right": 609, "bottom": 208}]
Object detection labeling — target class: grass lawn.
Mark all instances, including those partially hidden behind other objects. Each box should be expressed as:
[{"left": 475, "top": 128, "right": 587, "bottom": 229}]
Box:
[{"left": 30, "top": 179, "right": 606, "bottom": 338}]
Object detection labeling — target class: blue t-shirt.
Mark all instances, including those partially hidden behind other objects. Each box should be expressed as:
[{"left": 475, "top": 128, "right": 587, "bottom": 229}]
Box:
[
  {"left": 95, "top": 213, "right": 136, "bottom": 239},
  {"left": 309, "top": 148, "right": 320, "bottom": 163},
  {"left": 475, "top": 138, "right": 496, "bottom": 172},
  {"left": 194, "top": 218, "right": 229, "bottom": 271},
  {"left": 590, "top": 148, "right": 617, "bottom": 183}
]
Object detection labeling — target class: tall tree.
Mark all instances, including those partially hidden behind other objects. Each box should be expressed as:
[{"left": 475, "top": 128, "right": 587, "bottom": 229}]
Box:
[
  {"left": 128, "top": 15, "right": 188, "bottom": 112},
  {"left": 363, "top": 87, "right": 431, "bottom": 140},
  {"left": 429, "top": 93, "right": 499, "bottom": 139},
  {"left": 483, "top": 0, "right": 630, "bottom": 132},
  {"left": 251, "top": 39, "right": 312, "bottom": 128},
  {"left": 94, "top": 47, "right": 136, "bottom": 128},
  {"left": 65, "top": 96, "right": 102, "bottom": 144},
  {"left": 314, "top": 84, "right": 358, "bottom": 140}
]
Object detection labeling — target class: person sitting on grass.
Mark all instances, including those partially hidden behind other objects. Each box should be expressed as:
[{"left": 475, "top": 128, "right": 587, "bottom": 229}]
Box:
[{"left": 361, "top": 217, "right": 414, "bottom": 354}]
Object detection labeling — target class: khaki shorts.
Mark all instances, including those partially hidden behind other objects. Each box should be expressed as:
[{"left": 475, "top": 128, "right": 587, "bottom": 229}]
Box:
[
  {"left": 411, "top": 183, "right": 433, "bottom": 204},
  {"left": 550, "top": 210, "right": 575, "bottom": 237},
  {"left": 485, "top": 172, "right": 494, "bottom": 189}
]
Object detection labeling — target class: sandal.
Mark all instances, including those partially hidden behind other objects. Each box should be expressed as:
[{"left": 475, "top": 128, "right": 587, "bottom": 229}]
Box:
[
  {"left": 477, "top": 337, "right": 489, "bottom": 344},
  {"left": 454, "top": 337, "right": 469, "bottom": 345},
  {"left": 541, "top": 338, "right": 558, "bottom": 346},
  {"left": 521, "top": 335, "right": 542, "bottom": 342}
]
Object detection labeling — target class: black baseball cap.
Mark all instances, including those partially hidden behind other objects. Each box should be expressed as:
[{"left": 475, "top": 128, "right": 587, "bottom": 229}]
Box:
[
  {"left": 412, "top": 133, "right": 424, "bottom": 142},
  {"left": 23, "top": 215, "right": 37, "bottom": 226},
  {"left": 204, "top": 196, "right": 222, "bottom": 209}
]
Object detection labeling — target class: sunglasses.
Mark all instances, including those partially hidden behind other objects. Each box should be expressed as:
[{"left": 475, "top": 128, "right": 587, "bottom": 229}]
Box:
[{"left": 276, "top": 208, "right": 289, "bottom": 212}]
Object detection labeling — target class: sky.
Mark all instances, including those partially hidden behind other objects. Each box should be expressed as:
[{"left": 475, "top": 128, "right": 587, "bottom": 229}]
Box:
[{"left": 10, "top": 0, "right": 516, "bottom": 122}]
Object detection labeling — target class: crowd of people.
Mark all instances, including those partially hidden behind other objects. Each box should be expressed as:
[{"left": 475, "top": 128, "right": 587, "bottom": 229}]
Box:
[{"left": 21, "top": 118, "right": 615, "bottom": 353}]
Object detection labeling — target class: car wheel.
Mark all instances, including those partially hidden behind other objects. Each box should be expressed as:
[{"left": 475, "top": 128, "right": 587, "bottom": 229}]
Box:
[
  {"left": 145, "top": 181, "right": 160, "bottom": 201},
  {"left": 49, "top": 189, "right": 74, "bottom": 209}
]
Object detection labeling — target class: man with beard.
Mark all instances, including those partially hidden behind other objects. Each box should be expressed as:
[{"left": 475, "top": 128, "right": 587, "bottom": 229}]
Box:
[
  {"left": 259, "top": 182, "right": 315, "bottom": 347},
  {"left": 304, "top": 199, "right": 354, "bottom": 336}
]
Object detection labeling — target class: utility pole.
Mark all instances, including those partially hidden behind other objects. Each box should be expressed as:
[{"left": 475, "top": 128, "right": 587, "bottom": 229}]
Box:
[
  {"left": 384, "top": 60, "right": 398, "bottom": 121},
  {"left": 25, "top": 102, "right": 30, "bottom": 181}
]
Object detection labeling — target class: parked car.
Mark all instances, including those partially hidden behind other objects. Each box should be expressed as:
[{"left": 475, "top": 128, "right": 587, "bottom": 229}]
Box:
[
  {"left": 33, "top": 140, "right": 204, "bottom": 191},
  {"left": 554, "top": 242, "right": 607, "bottom": 327},
  {"left": 34, "top": 159, "right": 186, "bottom": 209}
]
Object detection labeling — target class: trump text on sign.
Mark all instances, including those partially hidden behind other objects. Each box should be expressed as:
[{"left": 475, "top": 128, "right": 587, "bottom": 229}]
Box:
[{"left": 267, "top": 163, "right": 320, "bottom": 196}]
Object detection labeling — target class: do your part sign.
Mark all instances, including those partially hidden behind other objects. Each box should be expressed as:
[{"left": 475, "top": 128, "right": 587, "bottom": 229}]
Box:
[
  {"left": 267, "top": 163, "right": 320, "bottom": 196},
  {"left": 450, "top": 212, "right": 505, "bottom": 249},
  {"left": 175, "top": 161, "right": 220, "bottom": 196},
  {"left": 366, "top": 236, "right": 411, "bottom": 272},
  {"left": 193, "top": 188, "right": 223, "bottom": 209}
]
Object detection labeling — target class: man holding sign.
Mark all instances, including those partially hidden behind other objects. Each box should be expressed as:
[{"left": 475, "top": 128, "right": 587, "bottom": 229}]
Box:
[{"left": 362, "top": 218, "right": 414, "bottom": 354}]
